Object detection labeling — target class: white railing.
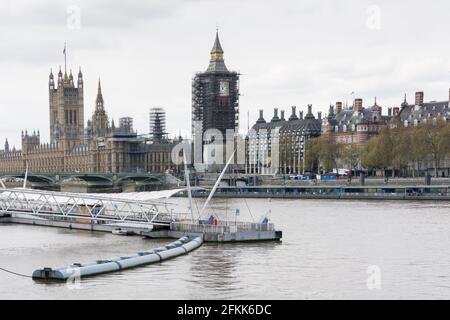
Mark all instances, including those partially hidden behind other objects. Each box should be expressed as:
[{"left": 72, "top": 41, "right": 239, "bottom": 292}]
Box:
[
  {"left": 171, "top": 220, "right": 274, "bottom": 233},
  {"left": 0, "top": 188, "right": 182, "bottom": 226}
]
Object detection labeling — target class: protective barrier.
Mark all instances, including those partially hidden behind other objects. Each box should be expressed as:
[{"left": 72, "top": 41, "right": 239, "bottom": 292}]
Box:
[{"left": 32, "top": 236, "right": 203, "bottom": 280}]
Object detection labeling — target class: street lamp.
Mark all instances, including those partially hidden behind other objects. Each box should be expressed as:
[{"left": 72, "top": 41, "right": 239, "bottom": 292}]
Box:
[{"left": 300, "top": 130, "right": 306, "bottom": 175}]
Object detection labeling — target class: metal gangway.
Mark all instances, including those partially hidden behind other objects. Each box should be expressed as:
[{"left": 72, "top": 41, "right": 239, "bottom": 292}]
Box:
[{"left": 0, "top": 188, "right": 190, "bottom": 227}]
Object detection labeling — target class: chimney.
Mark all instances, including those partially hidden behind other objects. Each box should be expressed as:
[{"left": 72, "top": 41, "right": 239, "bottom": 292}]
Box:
[
  {"left": 448, "top": 88, "right": 450, "bottom": 102},
  {"left": 336, "top": 102, "right": 342, "bottom": 114},
  {"left": 271, "top": 108, "right": 280, "bottom": 122},
  {"left": 256, "top": 109, "right": 265, "bottom": 124},
  {"left": 388, "top": 107, "right": 392, "bottom": 117},
  {"left": 289, "top": 106, "right": 299, "bottom": 121},
  {"left": 328, "top": 105, "right": 334, "bottom": 119},
  {"left": 280, "top": 110, "right": 285, "bottom": 121},
  {"left": 415, "top": 91, "right": 424, "bottom": 105},
  {"left": 318, "top": 112, "right": 322, "bottom": 120},
  {"left": 299, "top": 111, "right": 304, "bottom": 120},
  {"left": 393, "top": 107, "right": 400, "bottom": 116},
  {"left": 307, "top": 104, "right": 312, "bottom": 115}
]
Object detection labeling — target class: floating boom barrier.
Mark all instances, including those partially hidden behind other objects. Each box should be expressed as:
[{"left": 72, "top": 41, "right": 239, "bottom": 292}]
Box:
[{"left": 32, "top": 236, "right": 203, "bottom": 280}]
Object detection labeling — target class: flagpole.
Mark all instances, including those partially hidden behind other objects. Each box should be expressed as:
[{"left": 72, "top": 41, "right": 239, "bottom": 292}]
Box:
[{"left": 64, "top": 42, "right": 67, "bottom": 74}]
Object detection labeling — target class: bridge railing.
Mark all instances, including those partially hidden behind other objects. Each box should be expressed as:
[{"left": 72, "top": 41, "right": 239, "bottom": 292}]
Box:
[
  {"left": 0, "top": 188, "right": 179, "bottom": 226},
  {"left": 171, "top": 220, "right": 274, "bottom": 233},
  {"left": 171, "top": 222, "right": 229, "bottom": 234},
  {"left": 213, "top": 220, "right": 274, "bottom": 230}
]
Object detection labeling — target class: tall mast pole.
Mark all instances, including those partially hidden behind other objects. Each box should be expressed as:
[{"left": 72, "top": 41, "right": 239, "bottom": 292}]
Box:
[
  {"left": 199, "top": 151, "right": 235, "bottom": 219},
  {"left": 183, "top": 150, "right": 195, "bottom": 222},
  {"left": 64, "top": 42, "right": 67, "bottom": 74}
]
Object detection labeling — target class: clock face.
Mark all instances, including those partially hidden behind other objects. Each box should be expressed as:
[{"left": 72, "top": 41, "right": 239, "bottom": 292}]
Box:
[{"left": 219, "top": 81, "right": 229, "bottom": 96}]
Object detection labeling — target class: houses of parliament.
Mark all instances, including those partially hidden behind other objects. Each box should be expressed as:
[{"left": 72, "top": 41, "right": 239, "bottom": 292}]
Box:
[
  {"left": 0, "top": 32, "right": 241, "bottom": 175},
  {"left": 0, "top": 59, "right": 177, "bottom": 174}
]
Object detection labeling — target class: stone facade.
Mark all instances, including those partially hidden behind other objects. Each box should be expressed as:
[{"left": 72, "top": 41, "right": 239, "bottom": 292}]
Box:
[
  {"left": 0, "top": 62, "right": 179, "bottom": 175},
  {"left": 247, "top": 105, "right": 322, "bottom": 174}
]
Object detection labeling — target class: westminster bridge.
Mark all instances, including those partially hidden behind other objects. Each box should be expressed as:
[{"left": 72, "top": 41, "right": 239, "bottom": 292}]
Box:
[{"left": 0, "top": 172, "right": 176, "bottom": 192}]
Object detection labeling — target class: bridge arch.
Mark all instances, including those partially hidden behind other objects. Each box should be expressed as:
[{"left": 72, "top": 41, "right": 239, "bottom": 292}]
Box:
[
  {"left": 0, "top": 173, "right": 55, "bottom": 185},
  {"left": 116, "top": 175, "right": 164, "bottom": 185},
  {"left": 61, "top": 174, "right": 113, "bottom": 186}
]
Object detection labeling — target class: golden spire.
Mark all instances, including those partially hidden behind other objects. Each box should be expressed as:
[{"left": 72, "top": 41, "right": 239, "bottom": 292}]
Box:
[{"left": 210, "top": 30, "right": 224, "bottom": 61}]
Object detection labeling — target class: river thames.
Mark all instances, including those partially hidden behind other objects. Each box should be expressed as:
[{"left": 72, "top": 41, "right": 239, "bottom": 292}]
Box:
[{"left": 1, "top": 198, "right": 450, "bottom": 299}]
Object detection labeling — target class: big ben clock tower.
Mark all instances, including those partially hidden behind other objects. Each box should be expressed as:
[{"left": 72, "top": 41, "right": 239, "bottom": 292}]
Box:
[{"left": 192, "top": 31, "right": 240, "bottom": 146}]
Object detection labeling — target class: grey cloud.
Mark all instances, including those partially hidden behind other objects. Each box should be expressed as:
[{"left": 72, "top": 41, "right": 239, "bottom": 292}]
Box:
[{"left": 1, "top": 0, "right": 450, "bottom": 147}]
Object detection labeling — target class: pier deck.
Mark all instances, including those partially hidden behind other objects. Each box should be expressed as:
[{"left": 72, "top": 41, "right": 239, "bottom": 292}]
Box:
[
  {"left": 142, "top": 221, "right": 282, "bottom": 242},
  {"left": 0, "top": 187, "right": 283, "bottom": 242},
  {"left": 182, "top": 185, "right": 450, "bottom": 201}
]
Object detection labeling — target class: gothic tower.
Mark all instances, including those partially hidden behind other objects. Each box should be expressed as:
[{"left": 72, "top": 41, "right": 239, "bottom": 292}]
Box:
[
  {"left": 4, "top": 139, "right": 9, "bottom": 153},
  {"left": 49, "top": 60, "right": 84, "bottom": 151},
  {"left": 192, "top": 31, "right": 240, "bottom": 140},
  {"left": 91, "top": 79, "right": 110, "bottom": 139},
  {"left": 149, "top": 107, "right": 167, "bottom": 143}
]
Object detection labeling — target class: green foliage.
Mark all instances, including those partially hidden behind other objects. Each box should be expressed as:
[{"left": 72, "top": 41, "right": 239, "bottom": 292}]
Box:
[
  {"left": 360, "top": 119, "right": 450, "bottom": 176},
  {"left": 310, "top": 134, "right": 341, "bottom": 173},
  {"left": 305, "top": 120, "right": 450, "bottom": 176}
]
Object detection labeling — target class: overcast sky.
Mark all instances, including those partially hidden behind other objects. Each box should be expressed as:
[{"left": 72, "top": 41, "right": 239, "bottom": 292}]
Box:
[{"left": 1, "top": 0, "right": 449, "bottom": 148}]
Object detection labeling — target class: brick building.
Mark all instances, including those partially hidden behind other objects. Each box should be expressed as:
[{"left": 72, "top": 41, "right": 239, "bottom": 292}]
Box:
[{"left": 321, "top": 98, "right": 391, "bottom": 144}]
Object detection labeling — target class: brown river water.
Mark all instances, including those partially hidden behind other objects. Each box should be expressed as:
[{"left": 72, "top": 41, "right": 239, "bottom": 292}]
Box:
[{"left": 1, "top": 198, "right": 450, "bottom": 299}]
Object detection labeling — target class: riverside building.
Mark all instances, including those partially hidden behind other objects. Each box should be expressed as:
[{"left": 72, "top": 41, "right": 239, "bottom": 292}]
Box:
[
  {"left": 0, "top": 58, "right": 179, "bottom": 174},
  {"left": 247, "top": 105, "right": 322, "bottom": 174}
]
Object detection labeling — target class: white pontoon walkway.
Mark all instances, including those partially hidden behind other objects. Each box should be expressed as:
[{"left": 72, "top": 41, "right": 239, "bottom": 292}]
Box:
[{"left": 0, "top": 187, "right": 200, "bottom": 228}]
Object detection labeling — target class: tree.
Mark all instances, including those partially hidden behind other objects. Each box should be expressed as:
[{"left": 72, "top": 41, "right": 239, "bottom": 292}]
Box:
[
  {"left": 359, "top": 119, "right": 450, "bottom": 177},
  {"left": 315, "top": 134, "right": 340, "bottom": 173},
  {"left": 340, "top": 142, "right": 361, "bottom": 174},
  {"left": 389, "top": 124, "right": 412, "bottom": 177},
  {"left": 417, "top": 119, "right": 450, "bottom": 177},
  {"left": 409, "top": 125, "right": 428, "bottom": 177},
  {"left": 359, "top": 128, "right": 393, "bottom": 176},
  {"left": 304, "top": 138, "right": 320, "bottom": 173}
]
